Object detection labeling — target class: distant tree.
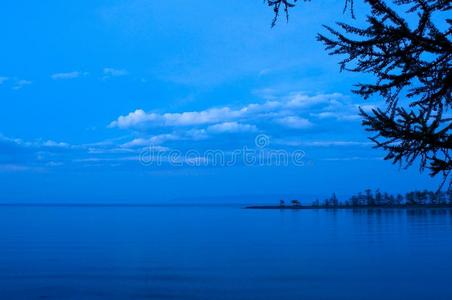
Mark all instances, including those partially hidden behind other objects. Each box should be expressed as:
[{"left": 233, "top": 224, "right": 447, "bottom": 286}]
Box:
[
  {"left": 375, "top": 189, "right": 383, "bottom": 205},
  {"left": 427, "top": 191, "right": 432, "bottom": 204},
  {"left": 416, "top": 191, "right": 422, "bottom": 205},
  {"left": 406, "top": 192, "right": 416, "bottom": 205},
  {"left": 267, "top": 0, "right": 451, "bottom": 188},
  {"left": 312, "top": 198, "right": 320, "bottom": 207},
  {"left": 396, "top": 194, "right": 404, "bottom": 205},
  {"left": 365, "top": 189, "right": 375, "bottom": 206},
  {"left": 384, "top": 193, "right": 394, "bottom": 206},
  {"left": 357, "top": 192, "right": 365, "bottom": 206},
  {"left": 291, "top": 199, "right": 301, "bottom": 206},
  {"left": 330, "top": 193, "right": 339, "bottom": 207},
  {"left": 347, "top": 189, "right": 450, "bottom": 207},
  {"left": 437, "top": 191, "right": 446, "bottom": 204}
]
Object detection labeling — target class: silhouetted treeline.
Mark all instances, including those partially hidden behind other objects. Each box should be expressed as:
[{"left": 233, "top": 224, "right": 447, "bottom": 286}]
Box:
[
  {"left": 267, "top": 0, "right": 452, "bottom": 184},
  {"left": 311, "top": 189, "right": 452, "bottom": 208}
]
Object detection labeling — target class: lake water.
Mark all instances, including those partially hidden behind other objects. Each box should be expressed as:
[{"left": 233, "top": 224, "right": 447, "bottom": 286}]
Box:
[{"left": 1, "top": 205, "right": 452, "bottom": 300}]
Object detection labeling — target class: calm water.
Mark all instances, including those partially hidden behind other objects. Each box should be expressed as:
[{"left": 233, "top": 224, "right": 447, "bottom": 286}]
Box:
[{"left": 0, "top": 205, "right": 452, "bottom": 300}]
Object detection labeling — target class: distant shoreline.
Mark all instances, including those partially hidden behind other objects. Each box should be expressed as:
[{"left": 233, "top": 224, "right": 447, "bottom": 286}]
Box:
[{"left": 245, "top": 204, "right": 452, "bottom": 209}]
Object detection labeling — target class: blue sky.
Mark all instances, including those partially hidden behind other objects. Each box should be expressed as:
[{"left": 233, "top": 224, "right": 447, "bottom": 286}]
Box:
[{"left": 0, "top": 0, "right": 441, "bottom": 203}]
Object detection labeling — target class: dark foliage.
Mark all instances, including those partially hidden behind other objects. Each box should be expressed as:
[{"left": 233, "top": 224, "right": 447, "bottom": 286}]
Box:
[
  {"left": 314, "top": 189, "right": 452, "bottom": 207},
  {"left": 317, "top": 0, "right": 451, "bottom": 186},
  {"left": 266, "top": 0, "right": 356, "bottom": 26},
  {"left": 265, "top": 0, "right": 298, "bottom": 27},
  {"left": 268, "top": 0, "right": 452, "bottom": 188}
]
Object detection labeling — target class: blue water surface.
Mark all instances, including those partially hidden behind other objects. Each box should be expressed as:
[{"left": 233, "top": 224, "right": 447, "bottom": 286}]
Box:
[{"left": 0, "top": 205, "right": 451, "bottom": 300}]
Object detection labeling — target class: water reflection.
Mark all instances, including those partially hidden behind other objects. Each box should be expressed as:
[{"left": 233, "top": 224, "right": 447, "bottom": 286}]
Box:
[{"left": 0, "top": 206, "right": 451, "bottom": 300}]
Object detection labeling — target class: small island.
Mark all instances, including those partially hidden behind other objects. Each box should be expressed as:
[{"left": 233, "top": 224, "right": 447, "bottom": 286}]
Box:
[{"left": 246, "top": 189, "right": 452, "bottom": 209}]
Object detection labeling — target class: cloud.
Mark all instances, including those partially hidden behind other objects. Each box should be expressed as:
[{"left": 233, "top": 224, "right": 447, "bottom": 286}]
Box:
[
  {"left": 120, "top": 128, "right": 219, "bottom": 148},
  {"left": 121, "top": 134, "right": 180, "bottom": 147},
  {"left": 74, "top": 156, "right": 139, "bottom": 163},
  {"left": 0, "top": 77, "right": 8, "bottom": 85},
  {"left": 0, "top": 134, "right": 86, "bottom": 171},
  {"left": 186, "top": 129, "right": 209, "bottom": 140},
  {"left": 109, "top": 107, "right": 241, "bottom": 129},
  {"left": 42, "top": 140, "right": 71, "bottom": 148},
  {"left": 0, "top": 135, "right": 74, "bottom": 152},
  {"left": 108, "top": 109, "right": 157, "bottom": 129},
  {"left": 359, "top": 104, "right": 378, "bottom": 113},
  {"left": 109, "top": 92, "right": 354, "bottom": 131},
  {"left": 285, "top": 93, "right": 342, "bottom": 109},
  {"left": 275, "top": 139, "right": 372, "bottom": 147},
  {"left": 122, "top": 140, "right": 169, "bottom": 151},
  {"left": 0, "top": 134, "right": 155, "bottom": 171},
  {"left": 258, "top": 69, "right": 271, "bottom": 76},
  {"left": 311, "top": 111, "right": 360, "bottom": 121},
  {"left": 275, "top": 116, "right": 313, "bottom": 129},
  {"left": 322, "top": 156, "right": 384, "bottom": 161},
  {"left": 103, "top": 67, "right": 128, "bottom": 77},
  {"left": 96, "top": 91, "right": 384, "bottom": 157},
  {"left": 0, "top": 164, "right": 31, "bottom": 172},
  {"left": 120, "top": 138, "right": 150, "bottom": 148},
  {"left": 0, "top": 135, "right": 31, "bottom": 159},
  {"left": 207, "top": 122, "right": 257, "bottom": 133},
  {"left": 51, "top": 71, "right": 85, "bottom": 80},
  {"left": 12, "top": 79, "right": 32, "bottom": 90},
  {"left": 161, "top": 109, "right": 238, "bottom": 127}
]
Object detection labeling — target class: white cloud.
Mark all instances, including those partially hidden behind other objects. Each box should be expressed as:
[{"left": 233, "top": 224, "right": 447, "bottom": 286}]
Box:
[
  {"left": 286, "top": 93, "right": 343, "bottom": 109},
  {"left": 51, "top": 71, "right": 84, "bottom": 80},
  {"left": 12, "top": 80, "right": 32, "bottom": 90},
  {"left": 163, "top": 108, "right": 239, "bottom": 126},
  {"left": 103, "top": 67, "right": 128, "bottom": 77},
  {"left": 305, "top": 141, "right": 371, "bottom": 147},
  {"left": 46, "top": 161, "right": 64, "bottom": 167},
  {"left": 120, "top": 138, "right": 150, "bottom": 148},
  {"left": 207, "top": 122, "right": 257, "bottom": 133},
  {"left": 359, "top": 104, "right": 378, "bottom": 112},
  {"left": 121, "top": 133, "right": 181, "bottom": 148},
  {"left": 120, "top": 129, "right": 213, "bottom": 148},
  {"left": 0, "top": 164, "right": 31, "bottom": 172},
  {"left": 109, "top": 92, "right": 352, "bottom": 131},
  {"left": 74, "top": 156, "right": 139, "bottom": 163},
  {"left": 322, "top": 156, "right": 384, "bottom": 161},
  {"left": 125, "top": 138, "right": 172, "bottom": 149},
  {"left": 258, "top": 69, "right": 271, "bottom": 76},
  {"left": 109, "top": 107, "right": 242, "bottom": 129},
  {"left": 42, "top": 140, "right": 71, "bottom": 148},
  {"left": 185, "top": 129, "right": 209, "bottom": 140},
  {"left": 311, "top": 111, "right": 360, "bottom": 121},
  {"left": 275, "top": 116, "right": 313, "bottom": 129},
  {"left": 0, "top": 134, "right": 76, "bottom": 151},
  {"left": 109, "top": 109, "right": 156, "bottom": 129},
  {"left": 274, "top": 139, "right": 372, "bottom": 147},
  {"left": 108, "top": 92, "right": 373, "bottom": 148}
]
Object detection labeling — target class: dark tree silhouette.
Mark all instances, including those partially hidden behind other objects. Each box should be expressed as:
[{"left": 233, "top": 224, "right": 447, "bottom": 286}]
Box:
[
  {"left": 318, "top": 0, "right": 452, "bottom": 186},
  {"left": 345, "top": 188, "right": 451, "bottom": 206},
  {"left": 266, "top": 0, "right": 356, "bottom": 26},
  {"left": 265, "top": 0, "right": 298, "bottom": 27},
  {"left": 268, "top": 0, "right": 451, "bottom": 187}
]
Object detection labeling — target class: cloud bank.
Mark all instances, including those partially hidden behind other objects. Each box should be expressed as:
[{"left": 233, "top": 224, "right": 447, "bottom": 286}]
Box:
[
  {"left": 109, "top": 92, "right": 357, "bottom": 131},
  {"left": 51, "top": 71, "right": 84, "bottom": 80}
]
